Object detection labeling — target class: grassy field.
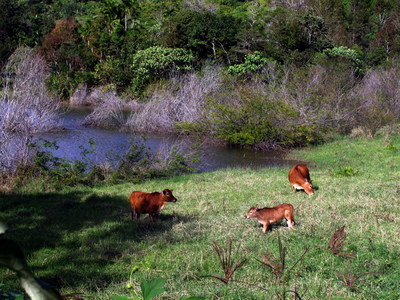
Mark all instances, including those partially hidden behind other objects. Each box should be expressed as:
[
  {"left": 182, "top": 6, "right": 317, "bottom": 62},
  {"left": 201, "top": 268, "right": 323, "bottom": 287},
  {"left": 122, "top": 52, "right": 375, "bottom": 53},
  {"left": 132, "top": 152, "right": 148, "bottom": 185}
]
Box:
[{"left": 1, "top": 136, "right": 399, "bottom": 299}]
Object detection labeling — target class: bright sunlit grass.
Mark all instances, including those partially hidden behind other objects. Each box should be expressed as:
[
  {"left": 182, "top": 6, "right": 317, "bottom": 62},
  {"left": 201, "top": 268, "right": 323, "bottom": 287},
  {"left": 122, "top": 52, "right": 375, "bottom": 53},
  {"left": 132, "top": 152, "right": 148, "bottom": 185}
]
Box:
[{"left": 0, "top": 136, "right": 399, "bottom": 299}]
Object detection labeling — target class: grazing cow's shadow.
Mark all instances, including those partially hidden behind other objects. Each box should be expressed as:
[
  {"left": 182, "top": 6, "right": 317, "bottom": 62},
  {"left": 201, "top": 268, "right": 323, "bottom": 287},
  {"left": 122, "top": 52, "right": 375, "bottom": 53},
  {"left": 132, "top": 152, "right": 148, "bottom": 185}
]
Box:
[
  {"left": 0, "top": 190, "right": 198, "bottom": 291},
  {"left": 129, "top": 213, "right": 196, "bottom": 237},
  {"left": 253, "top": 220, "right": 299, "bottom": 232},
  {"left": 294, "top": 184, "right": 319, "bottom": 194}
]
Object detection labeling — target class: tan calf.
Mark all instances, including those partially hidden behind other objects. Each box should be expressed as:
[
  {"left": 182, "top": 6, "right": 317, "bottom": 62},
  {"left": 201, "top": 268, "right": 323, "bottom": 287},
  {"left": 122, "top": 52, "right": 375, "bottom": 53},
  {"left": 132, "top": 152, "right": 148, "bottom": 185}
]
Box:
[{"left": 245, "top": 204, "right": 295, "bottom": 233}]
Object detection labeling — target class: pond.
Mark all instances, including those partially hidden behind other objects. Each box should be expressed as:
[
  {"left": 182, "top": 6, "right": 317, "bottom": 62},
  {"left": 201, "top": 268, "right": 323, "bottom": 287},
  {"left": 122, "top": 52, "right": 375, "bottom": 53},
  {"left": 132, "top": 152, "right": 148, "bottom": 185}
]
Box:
[{"left": 40, "top": 107, "right": 299, "bottom": 172}]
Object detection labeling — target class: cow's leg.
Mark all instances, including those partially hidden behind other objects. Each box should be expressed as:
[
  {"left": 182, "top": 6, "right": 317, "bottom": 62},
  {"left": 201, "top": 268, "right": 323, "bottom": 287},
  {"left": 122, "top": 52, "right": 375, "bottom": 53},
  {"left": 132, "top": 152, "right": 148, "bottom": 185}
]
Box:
[
  {"left": 262, "top": 222, "right": 269, "bottom": 233},
  {"left": 132, "top": 210, "right": 140, "bottom": 220}
]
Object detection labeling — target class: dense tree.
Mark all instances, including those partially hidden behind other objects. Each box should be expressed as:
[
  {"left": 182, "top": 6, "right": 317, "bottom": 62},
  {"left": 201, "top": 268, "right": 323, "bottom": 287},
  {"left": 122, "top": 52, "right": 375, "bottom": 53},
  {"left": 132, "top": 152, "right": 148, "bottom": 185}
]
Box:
[
  {"left": 2, "top": 0, "right": 400, "bottom": 100},
  {"left": 163, "top": 10, "right": 242, "bottom": 62},
  {"left": 264, "top": 8, "right": 331, "bottom": 64},
  {"left": 0, "top": 0, "right": 24, "bottom": 63},
  {"left": 130, "top": 46, "right": 194, "bottom": 97}
]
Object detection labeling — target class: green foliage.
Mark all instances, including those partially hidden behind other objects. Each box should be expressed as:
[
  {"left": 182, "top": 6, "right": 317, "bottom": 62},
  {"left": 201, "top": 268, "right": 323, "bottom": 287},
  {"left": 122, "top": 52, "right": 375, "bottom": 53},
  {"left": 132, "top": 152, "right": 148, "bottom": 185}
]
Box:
[
  {"left": 193, "top": 88, "right": 324, "bottom": 148},
  {"left": 113, "top": 266, "right": 205, "bottom": 300},
  {"left": 140, "top": 278, "right": 166, "bottom": 300},
  {"left": 112, "top": 139, "right": 199, "bottom": 183},
  {"left": 226, "top": 51, "right": 272, "bottom": 77},
  {"left": 17, "top": 138, "right": 199, "bottom": 189},
  {"left": 384, "top": 141, "right": 396, "bottom": 151},
  {"left": 163, "top": 10, "right": 242, "bottom": 62},
  {"left": 208, "top": 95, "right": 282, "bottom": 146},
  {"left": 94, "top": 58, "right": 131, "bottom": 89},
  {"left": 0, "top": 0, "right": 24, "bottom": 60},
  {"left": 323, "top": 46, "right": 365, "bottom": 73},
  {"left": 264, "top": 8, "right": 331, "bottom": 64},
  {"left": 0, "top": 284, "right": 24, "bottom": 300},
  {"left": 28, "top": 138, "right": 99, "bottom": 188},
  {"left": 48, "top": 70, "right": 97, "bottom": 100},
  {"left": 130, "top": 46, "right": 194, "bottom": 97},
  {"left": 332, "top": 166, "right": 359, "bottom": 178}
]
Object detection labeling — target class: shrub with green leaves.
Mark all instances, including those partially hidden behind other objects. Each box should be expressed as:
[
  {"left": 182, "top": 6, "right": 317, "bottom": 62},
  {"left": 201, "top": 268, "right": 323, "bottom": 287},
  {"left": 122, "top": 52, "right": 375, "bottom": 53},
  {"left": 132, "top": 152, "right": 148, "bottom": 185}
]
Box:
[
  {"left": 130, "top": 46, "right": 194, "bottom": 98},
  {"left": 194, "top": 87, "right": 324, "bottom": 148},
  {"left": 207, "top": 95, "right": 282, "bottom": 146},
  {"left": 332, "top": 166, "right": 359, "bottom": 178},
  {"left": 94, "top": 58, "right": 131, "bottom": 89},
  {"left": 227, "top": 51, "right": 272, "bottom": 77},
  {"left": 322, "top": 46, "right": 365, "bottom": 73}
]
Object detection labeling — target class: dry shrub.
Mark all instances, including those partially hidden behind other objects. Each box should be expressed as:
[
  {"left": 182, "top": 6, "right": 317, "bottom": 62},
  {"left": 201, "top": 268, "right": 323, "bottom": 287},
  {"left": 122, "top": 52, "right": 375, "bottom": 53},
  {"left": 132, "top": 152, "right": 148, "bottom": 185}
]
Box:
[
  {"left": 0, "top": 47, "right": 60, "bottom": 173},
  {"left": 69, "top": 84, "right": 88, "bottom": 106},
  {"left": 127, "top": 65, "right": 222, "bottom": 133},
  {"left": 210, "top": 238, "right": 248, "bottom": 284},
  {"left": 350, "top": 127, "right": 370, "bottom": 139},
  {"left": 350, "top": 66, "right": 400, "bottom": 137},
  {"left": 183, "top": 0, "right": 219, "bottom": 12},
  {"left": 82, "top": 89, "right": 125, "bottom": 128},
  {"left": 152, "top": 140, "right": 200, "bottom": 173},
  {"left": 272, "top": 64, "right": 355, "bottom": 132},
  {"left": 203, "top": 64, "right": 356, "bottom": 147}
]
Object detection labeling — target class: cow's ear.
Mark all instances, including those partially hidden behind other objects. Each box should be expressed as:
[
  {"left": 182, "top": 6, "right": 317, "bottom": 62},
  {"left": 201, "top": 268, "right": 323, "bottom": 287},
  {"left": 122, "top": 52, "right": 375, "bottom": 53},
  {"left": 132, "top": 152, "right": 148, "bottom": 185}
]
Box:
[{"left": 162, "top": 190, "right": 167, "bottom": 195}]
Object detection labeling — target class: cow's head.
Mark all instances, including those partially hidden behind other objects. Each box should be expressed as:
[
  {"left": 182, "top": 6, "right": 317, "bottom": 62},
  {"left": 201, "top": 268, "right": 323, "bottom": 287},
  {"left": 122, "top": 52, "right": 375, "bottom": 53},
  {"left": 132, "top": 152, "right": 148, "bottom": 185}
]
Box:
[
  {"left": 303, "top": 179, "right": 314, "bottom": 195},
  {"left": 245, "top": 205, "right": 259, "bottom": 219},
  {"left": 162, "top": 189, "right": 177, "bottom": 202}
]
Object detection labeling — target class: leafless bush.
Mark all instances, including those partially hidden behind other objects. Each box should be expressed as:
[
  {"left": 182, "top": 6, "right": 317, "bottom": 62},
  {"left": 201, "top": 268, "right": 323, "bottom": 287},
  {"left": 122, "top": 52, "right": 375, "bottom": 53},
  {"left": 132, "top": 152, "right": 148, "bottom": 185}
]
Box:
[
  {"left": 350, "top": 67, "right": 400, "bottom": 137},
  {"left": 272, "top": 0, "right": 306, "bottom": 10},
  {"left": 0, "top": 47, "right": 60, "bottom": 173},
  {"left": 69, "top": 84, "right": 88, "bottom": 106},
  {"left": 82, "top": 89, "right": 125, "bottom": 128},
  {"left": 315, "top": 225, "right": 354, "bottom": 258},
  {"left": 152, "top": 140, "right": 201, "bottom": 173},
  {"left": 271, "top": 65, "right": 356, "bottom": 133},
  {"left": 337, "top": 271, "right": 382, "bottom": 291},
  {"left": 183, "top": 0, "right": 219, "bottom": 12},
  {"left": 210, "top": 238, "right": 248, "bottom": 284},
  {"left": 251, "top": 234, "right": 309, "bottom": 281},
  {"left": 127, "top": 65, "right": 222, "bottom": 133}
]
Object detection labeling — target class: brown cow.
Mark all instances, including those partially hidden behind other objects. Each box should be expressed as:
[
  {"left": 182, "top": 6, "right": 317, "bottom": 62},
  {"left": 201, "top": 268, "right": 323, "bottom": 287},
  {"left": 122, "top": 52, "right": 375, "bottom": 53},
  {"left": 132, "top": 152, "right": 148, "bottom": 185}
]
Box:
[
  {"left": 245, "top": 204, "right": 295, "bottom": 233},
  {"left": 288, "top": 164, "right": 314, "bottom": 195},
  {"left": 129, "top": 189, "right": 177, "bottom": 221}
]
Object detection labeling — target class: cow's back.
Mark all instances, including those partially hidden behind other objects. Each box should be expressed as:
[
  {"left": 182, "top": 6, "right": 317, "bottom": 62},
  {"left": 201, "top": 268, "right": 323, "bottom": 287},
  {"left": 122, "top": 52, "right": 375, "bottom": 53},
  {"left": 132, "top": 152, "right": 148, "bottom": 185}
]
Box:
[
  {"left": 130, "top": 191, "right": 162, "bottom": 214},
  {"left": 288, "top": 164, "right": 314, "bottom": 195},
  {"left": 289, "top": 164, "right": 310, "bottom": 183}
]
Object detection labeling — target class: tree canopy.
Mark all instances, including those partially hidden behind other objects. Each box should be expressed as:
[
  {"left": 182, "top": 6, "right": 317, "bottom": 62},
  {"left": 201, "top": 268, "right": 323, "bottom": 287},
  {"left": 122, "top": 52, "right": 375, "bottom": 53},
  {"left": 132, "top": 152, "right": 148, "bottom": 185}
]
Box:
[{"left": 1, "top": 0, "right": 400, "bottom": 97}]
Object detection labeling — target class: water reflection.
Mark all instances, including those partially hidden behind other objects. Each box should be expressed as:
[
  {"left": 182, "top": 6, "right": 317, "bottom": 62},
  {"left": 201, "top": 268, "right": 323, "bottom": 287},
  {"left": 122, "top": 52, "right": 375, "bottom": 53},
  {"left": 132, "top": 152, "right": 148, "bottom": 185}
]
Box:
[{"left": 40, "top": 107, "right": 298, "bottom": 172}]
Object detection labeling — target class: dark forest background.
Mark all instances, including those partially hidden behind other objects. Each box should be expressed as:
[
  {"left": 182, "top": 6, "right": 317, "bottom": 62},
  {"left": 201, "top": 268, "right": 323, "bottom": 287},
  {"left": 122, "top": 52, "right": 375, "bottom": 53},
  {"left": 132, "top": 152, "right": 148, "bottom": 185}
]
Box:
[{"left": 2, "top": 0, "right": 400, "bottom": 149}]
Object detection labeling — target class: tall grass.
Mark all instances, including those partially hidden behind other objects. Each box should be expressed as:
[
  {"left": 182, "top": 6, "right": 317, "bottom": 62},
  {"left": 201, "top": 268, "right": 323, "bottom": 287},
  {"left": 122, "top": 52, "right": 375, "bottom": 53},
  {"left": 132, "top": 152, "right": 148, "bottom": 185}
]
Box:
[{"left": 0, "top": 136, "right": 399, "bottom": 299}]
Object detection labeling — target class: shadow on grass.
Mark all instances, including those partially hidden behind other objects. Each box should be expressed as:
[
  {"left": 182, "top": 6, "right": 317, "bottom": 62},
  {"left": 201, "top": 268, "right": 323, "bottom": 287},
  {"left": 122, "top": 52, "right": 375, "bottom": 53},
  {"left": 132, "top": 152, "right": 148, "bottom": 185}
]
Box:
[
  {"left": 250, "top": 221, "right": 295, "bottom": 232},
  {"left": 0, "top": 190, "right": 196, "bottom": 291}
]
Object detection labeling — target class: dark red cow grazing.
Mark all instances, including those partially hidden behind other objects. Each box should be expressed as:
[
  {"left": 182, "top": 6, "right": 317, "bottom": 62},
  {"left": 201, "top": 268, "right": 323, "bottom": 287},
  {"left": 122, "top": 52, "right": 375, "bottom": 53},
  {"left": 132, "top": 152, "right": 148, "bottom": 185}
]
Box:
[
  {"left": 288, "top": 164, "right": 314, "bottom": 195},
  {"left": 129, "top": 189, "right": 177, "bottom": 221}
]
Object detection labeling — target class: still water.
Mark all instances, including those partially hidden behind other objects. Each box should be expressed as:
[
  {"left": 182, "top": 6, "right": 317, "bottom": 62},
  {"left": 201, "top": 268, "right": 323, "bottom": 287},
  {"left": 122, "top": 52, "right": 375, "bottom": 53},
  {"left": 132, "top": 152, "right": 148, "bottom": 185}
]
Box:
[{"left": 40, "top": 107, "right": 298, "bottom": 172}]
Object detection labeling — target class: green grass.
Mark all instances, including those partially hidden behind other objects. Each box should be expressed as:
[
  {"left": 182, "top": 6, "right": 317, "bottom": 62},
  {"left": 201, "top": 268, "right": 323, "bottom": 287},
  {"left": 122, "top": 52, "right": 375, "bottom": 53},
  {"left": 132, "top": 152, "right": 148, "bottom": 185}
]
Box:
[{"left": 1, "top": 136, "right": 399, "bottom": 299}]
